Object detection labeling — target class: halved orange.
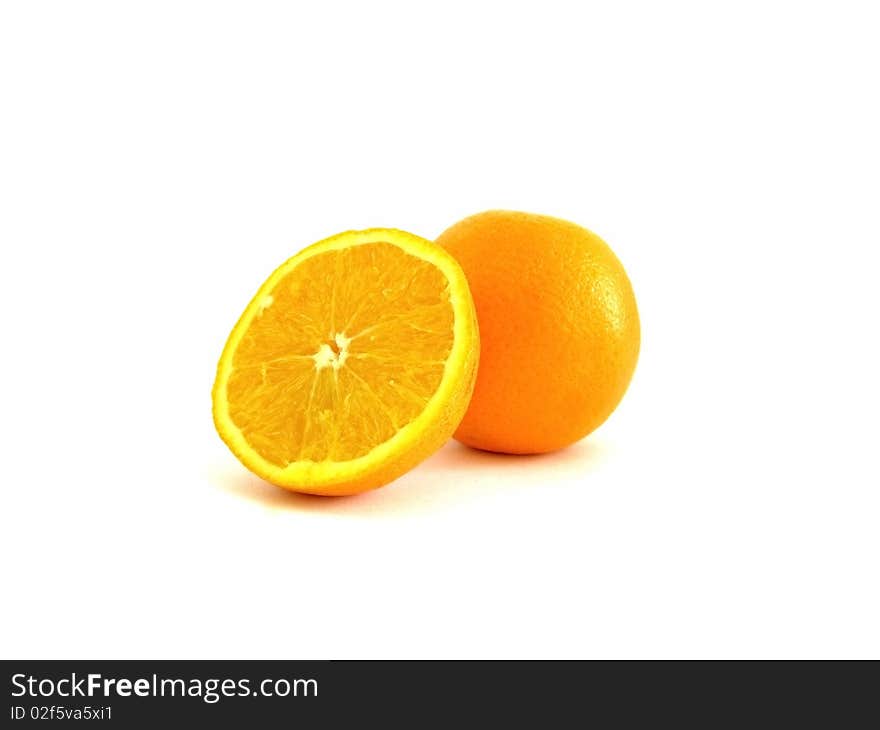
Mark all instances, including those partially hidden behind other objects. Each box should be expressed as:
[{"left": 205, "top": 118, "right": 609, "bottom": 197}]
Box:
[{"left": 212, "top": 229, "right": 479, "bottom": 496}]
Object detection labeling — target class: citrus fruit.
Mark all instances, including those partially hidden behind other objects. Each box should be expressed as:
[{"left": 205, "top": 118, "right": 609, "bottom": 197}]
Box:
[
  {"left": 212, "top": 228, "right": 479, "bottom": 496},
  {"left": 437, "top": 210, "right": 639, "bottom": 454}
]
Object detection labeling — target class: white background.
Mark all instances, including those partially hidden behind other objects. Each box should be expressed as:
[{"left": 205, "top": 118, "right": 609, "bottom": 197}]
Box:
[{"left": 1, "top": 1, "right": 878, "bottom": 659}]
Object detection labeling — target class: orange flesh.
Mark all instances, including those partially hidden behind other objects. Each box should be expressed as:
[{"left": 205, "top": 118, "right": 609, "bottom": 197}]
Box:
[{"left": 226, "top": 243, "right": 454, "bottom": 466}]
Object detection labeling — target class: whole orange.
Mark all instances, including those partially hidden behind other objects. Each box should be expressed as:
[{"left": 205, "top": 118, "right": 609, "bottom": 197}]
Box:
[{"left": 437, "top": 210, "right": 640, "bottom": 454}]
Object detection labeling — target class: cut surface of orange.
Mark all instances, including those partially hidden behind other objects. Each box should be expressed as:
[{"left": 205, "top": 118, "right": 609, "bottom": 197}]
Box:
[{"left": 212, "top": 229, "right": 479, "bottom": 495}]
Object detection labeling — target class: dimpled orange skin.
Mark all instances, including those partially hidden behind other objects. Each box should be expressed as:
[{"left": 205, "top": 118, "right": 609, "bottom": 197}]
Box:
[{"left": 437, "top": 210, "right": 640, "bottom": 454}]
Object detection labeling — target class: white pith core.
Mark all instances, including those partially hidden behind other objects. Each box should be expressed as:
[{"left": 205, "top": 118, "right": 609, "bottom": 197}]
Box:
[{"left": 313, "top": 332, "right": 351, "bottom": 370}]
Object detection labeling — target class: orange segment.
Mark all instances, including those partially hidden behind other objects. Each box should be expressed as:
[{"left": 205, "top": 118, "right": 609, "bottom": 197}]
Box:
[{"left": 212, "top": 229, "right": 479, "bottom": 496}]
